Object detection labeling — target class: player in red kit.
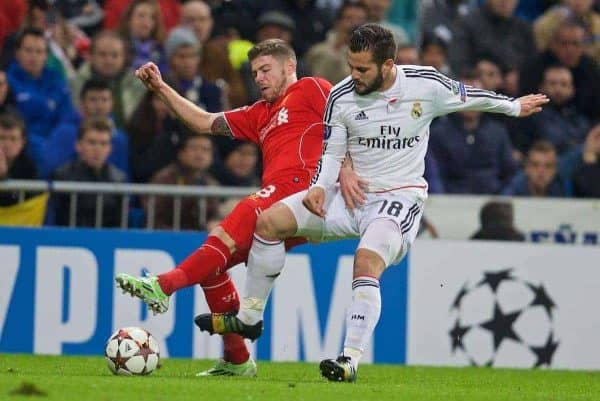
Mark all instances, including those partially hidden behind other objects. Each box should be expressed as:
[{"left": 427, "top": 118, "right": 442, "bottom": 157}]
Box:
[{"left": 115, "top": 39, "right": 332, "bottom": 376}]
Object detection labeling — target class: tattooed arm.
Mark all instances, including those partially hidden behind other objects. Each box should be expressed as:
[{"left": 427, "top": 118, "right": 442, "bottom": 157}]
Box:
[{"left": 136, "top": 62, "right": 232, "bottom": 136}]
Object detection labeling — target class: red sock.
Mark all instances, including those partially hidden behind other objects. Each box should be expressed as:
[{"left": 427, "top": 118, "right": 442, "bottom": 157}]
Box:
[
  {"left": 158, "top": 236, "right": 231, "bottom": 296},
  {"left": 202, "top": 273, "right": 250, "bottom": 364}
]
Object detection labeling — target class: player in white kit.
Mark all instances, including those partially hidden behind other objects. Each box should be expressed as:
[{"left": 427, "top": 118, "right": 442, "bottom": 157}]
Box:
[{"left": 195, "top": 24, "right": 549, "bottom": 381}]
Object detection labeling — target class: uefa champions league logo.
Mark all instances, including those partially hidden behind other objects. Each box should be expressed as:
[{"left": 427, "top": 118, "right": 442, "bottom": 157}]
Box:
[{"left": 449, "top": 269, "right": 559, "bottom": 367}]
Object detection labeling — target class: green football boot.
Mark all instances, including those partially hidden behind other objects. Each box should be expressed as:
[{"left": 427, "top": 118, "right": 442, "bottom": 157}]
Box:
[
  {"left": 196, "top": 357, "right": 257, "bottom": 377},
  {"left": 115, "top": 273, "right": 169, "bottom": 314}
]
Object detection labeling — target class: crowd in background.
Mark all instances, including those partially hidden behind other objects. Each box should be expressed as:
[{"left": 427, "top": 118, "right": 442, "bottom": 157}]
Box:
[{"left": 0, "top": 0, "right": 599, "bottom": 230}]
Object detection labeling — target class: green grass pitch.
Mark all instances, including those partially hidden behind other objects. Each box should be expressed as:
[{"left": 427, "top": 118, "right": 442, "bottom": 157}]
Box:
[{"left": 1, "top": 354, "right": 599, "bottom": 401}]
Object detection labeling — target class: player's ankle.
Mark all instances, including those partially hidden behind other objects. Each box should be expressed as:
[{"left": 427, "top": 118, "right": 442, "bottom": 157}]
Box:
[{"left": 237, "top": 307, "right": 263, "bottom": 326}]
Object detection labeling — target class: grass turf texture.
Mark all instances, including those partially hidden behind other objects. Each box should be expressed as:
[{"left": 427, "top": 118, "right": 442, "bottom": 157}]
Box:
[{"left": 1, "top": 354, "right": 599, "bottom": 401}]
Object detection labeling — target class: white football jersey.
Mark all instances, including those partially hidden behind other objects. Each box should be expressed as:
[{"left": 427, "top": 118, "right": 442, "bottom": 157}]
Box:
[{"left": 312, "top": 65, "right": 520, "bottom": 198}]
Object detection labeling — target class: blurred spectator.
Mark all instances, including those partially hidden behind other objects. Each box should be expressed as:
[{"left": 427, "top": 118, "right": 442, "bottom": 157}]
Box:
[
  {"left": 304, "top": 1, "right": 368, "bottom": 85},
  {"left": 103, "top": 0, "right": 181, "bottom": 32},
  {"left": 520, "top": 20, "right": 600, "bottom": 120},
  {"left": 212, "top": 140, "right": 260, "bottom": 187},
  {"left": 363, "top": 0, "right": 408, "bottom": 45},
  {"left": 385, "top": 0, "right": 418, "bottom": 41},
  {"left": 0, "top": 0, "right": 27, "bottom": 49},
  {"left": 429, "top": 71, "right": 516, "bottom": 194},
  {"left": 419, "top": 0, "right": 470, "bottom": 47},
  {"left": 419, "top": 32, "right": 451, "bottom": 76},
  {"left": 1, "top": 0, "right": 82, "bottom": 79},
  {"left": 0, "top": 70, "right": 18, "bottom": 115},
  {"left": 572, "top": 123, "right": 600, "bottom": 197},
  {"left": 527, "top": 65, "right": 590, "bottom": 154},
  {"left": 471, "top": 201, "right": 526, "bottom": 241},
  {"left": 0, "top": 112, "right": 37, "bottom": 206},
  {"left": 165, "top": 27, "right": 225, "bottom": 113},
  {"left": 240, "top": 11, "right": 310, "bottom": 103},
  {"left": 261, "top": 0, "right": 333, "bottom": 57},
  {"left": 6, "top": 27, "right": 77, "bottom": 170},
  {"left": 126, "top": 91, "right": 181, "bottom": 183},
  {"left": 475, "top": 58, "right": 503, "bottom": 91},
  {"left": 502, "top": 140, "right": 572, "bottom": 197},
  {"left": 181, "top": 0, "right": 247, "bottom": 108},
  {"left": 450, "top": 0, "right": 535, "bottom": 75},
  {"left": 43, "top": 78, "right": 130, "bottom": 178},
  {"left": 396, "top": 44, "right": 419, "bottom": 65},
  {"left": 475, "top": 57, "right": 523, "bottom": 158},
  {"left": 534, "top": 0, "right": 600, "bottom": 64},
  {"left": 53, "top": 0, "right": 104, "bottom": 36},
  {"left": 148, "top": 132, "right": 220, "bottom": 231},
  {"left": 118, "top": 0, "right": 167, "bottom": 71},
  {"left": 70, "top": 31, "right": 147, "bottom": 129},
  {"left": 52, "top": 117, "right": 126, "bottom": 227}
]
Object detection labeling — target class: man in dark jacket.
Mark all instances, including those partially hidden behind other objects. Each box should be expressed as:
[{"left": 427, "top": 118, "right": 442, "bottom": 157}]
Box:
[
  {"left": 429, "top": 72, "right": 517, "bottom": 194},
  {"left": 520, "top": 20, "right": 600, "bottom": 120},
  {"left": 52, "top": 117, "right": 126, "bottom": 227},
  {"left": 449, "top": 0, "right": 535, "bottom": 74}
]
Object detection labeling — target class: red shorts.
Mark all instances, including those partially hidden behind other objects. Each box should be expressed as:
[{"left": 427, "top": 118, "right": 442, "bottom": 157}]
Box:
[{"left": 220, "top": 174, "right": 309, "bottom": 265}]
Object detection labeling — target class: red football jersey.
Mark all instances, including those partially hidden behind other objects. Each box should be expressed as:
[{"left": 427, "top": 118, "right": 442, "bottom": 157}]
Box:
[{"left": 224, "top": 77, "right": 332, "bottom": 184}]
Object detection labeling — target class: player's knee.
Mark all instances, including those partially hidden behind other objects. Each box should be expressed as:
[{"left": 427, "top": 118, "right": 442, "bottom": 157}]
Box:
[
  {"left": 356, "top": 219, "right": 403, "bottom": 272},
  {"left": 354, "top": 248, "right": 386, "bottom": 278},
  {"left": 255, "top": 204, "right": 296, "bottom": 241}
]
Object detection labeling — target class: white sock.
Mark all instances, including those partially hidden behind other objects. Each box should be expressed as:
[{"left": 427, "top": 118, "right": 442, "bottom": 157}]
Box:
[
  {"left": 237, "top": 234, "right": 285, "bottom": 325},
  {"left": 342, "top": 276, "right": 381, "bottom": 368}
]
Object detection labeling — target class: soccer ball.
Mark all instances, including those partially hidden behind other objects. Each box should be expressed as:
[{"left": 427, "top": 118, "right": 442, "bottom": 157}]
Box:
[{"left": 105, "top": 327, "right": 160, "bottom": 375}]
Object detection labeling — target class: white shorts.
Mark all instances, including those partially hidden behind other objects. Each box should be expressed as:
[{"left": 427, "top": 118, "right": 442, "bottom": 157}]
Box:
[{"left": 280, "top": 186, "right": 425, "bottom": 266}]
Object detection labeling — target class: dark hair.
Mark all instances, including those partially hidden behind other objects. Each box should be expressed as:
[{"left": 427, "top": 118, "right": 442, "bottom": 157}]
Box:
[
  {"left": 15, "top": 27, "right": 46, "bottom": 50},
  {"left": 90, "top": 30, "right": 125, "bottom": 54},
  {"left": 80, "top": 79, "right": 112, "bottom": 100},
  {"left": 528, "top": 140, "right": 556, "bottom": 156},
  {"left": 420, "top": 32, "right": 448, "bottom": 53},
  {"left": 78, "top": 117, "right": 113, "bottom": 140},
  {"left": 480, "top": 201, "right": 514, "bottom": 229},
  {"left": 542, "top": 64, "right": 571, "bottom": 78},
  {"left": 459, "top": 68, "right": 480, "bottom": 82},
  {"left": 0, "top": 112, "right": 26, "bottom": 135},
  {"left": 336, "top": 1, "right": 368, "bottom": 21},
  {"left": 349, "top": 23, "right": 396, "bottom": 66},
  {"left": 176, "top": 130, "right": 212, "bottom": 152},
  {"left": 248, "top": 38, "right": 296, "bottom": 63}
]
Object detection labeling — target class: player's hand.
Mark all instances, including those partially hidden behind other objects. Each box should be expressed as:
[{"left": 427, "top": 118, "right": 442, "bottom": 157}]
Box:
[
  {"left": 135, "top": 62, "right": 164, "bottom": 92},
  {"left": 516, "top": 94, "right": 549, "bottom": 117},
  {"left": 302, "top": 187, "right": 326, "bottom": 218},
  {"left": 339, "top": 166, "right": 368, "bottom": 209},
  {"left": 583, "top": 124, "right": 600, "bottom": 164}
]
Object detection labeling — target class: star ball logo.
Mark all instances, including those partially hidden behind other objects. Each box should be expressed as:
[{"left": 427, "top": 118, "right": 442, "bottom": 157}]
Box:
[{"left": 448, "top": 269, "right": 559, "bottom": 367}]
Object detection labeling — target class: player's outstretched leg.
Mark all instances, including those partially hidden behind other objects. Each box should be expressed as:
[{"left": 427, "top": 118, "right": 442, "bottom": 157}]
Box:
[
  {"left": 196, "top": 357, "right": 257, "bottom": 377},
  {"left": 115, "top": 273, "right": 169, "bottom": 314},
  {"left": 319, "top": 355, "right": 357, "bottom": 382}
]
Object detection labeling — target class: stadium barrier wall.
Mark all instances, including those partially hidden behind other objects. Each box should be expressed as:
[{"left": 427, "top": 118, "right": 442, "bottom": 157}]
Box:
[
  {"left": 423, "top": 195, "right": 600, "bottom": 245},
  {"left": 1, "top": 227, "right": 599, "bottom": 369}
]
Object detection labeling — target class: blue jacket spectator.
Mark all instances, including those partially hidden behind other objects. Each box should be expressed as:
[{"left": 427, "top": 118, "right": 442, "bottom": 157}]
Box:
[
  {"left": 6, "top": 28, "right": 77, "bottom": 169},
  {"left": 41, "top": 79, "right": 129, "bottom": 178},
  {"left": 502, "top": 140, "right": 572, "bottom": 197},
  {"left": 42, "top": 114, "right": 129, "bottom": 178},
  {"left": 430, "top": 113, "right": 516, "bottom": 194}
]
